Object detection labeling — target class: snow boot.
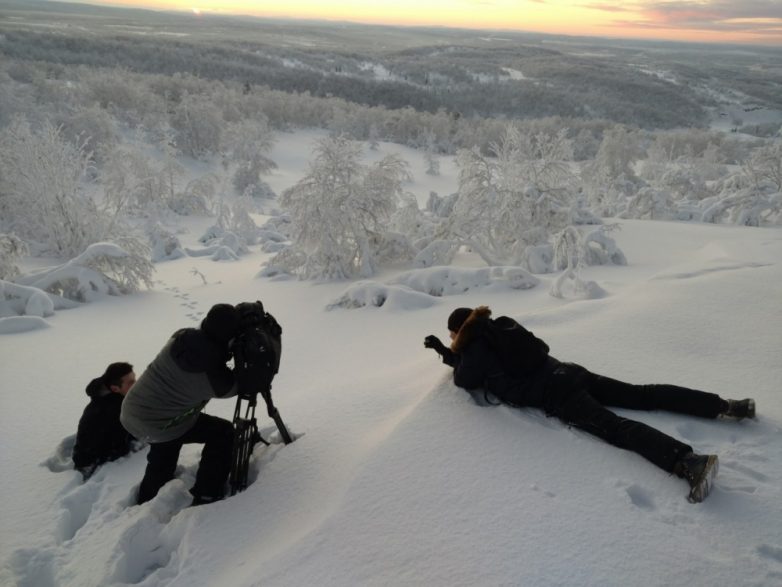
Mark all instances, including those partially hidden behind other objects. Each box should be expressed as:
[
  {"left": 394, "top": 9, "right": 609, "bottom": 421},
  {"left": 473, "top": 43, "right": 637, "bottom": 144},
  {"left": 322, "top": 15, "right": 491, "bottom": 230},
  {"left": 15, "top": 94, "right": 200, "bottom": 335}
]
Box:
[
  {"left": 675, "top": 452, "right": 719, "bottom": 503},
  {"left": 190, "top": 491, "right": 224, "bottom": 507},
  {"left": 720, "top": 398, "right": 756, "bottom": 421}
]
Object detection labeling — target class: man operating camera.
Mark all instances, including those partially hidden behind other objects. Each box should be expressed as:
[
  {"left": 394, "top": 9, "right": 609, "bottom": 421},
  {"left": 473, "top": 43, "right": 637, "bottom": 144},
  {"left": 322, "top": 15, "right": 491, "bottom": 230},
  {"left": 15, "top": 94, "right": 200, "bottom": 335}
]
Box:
[{"left": 121, "top": 303, "right": 244, "bottom": 506}]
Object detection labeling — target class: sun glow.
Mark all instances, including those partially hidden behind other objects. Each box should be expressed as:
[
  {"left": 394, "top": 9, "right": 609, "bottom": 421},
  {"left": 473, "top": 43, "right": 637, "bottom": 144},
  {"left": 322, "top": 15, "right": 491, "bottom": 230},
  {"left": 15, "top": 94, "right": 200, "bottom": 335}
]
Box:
[{"left": 73, "top": 1, "right": 782, "bottom": 45}]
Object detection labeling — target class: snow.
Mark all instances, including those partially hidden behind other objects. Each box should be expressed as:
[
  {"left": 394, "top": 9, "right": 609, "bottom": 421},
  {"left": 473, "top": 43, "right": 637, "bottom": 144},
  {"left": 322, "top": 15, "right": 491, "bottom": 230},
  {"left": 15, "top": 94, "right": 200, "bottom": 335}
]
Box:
[
  {"left": 501, "top": 67, "right": 528, "bottom": 81},
  {"left": 2, "top": 131, "right": 782, "bottom": 587}
]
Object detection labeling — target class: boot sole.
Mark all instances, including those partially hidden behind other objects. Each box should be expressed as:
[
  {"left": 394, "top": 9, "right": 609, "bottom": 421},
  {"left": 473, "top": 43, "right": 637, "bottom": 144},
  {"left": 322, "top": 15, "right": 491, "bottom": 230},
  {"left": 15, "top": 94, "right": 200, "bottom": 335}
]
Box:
[
  {"left": 687, "top": 455, "right": 719, "bottom": 503},
  {"left": 719, "top": 399, "right": 756, "bottom": 421}
]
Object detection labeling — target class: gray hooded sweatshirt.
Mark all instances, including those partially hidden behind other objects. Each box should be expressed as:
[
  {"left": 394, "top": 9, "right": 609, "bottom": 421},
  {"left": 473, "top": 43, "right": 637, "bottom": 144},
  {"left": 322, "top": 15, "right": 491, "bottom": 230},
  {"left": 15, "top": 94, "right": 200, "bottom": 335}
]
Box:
[{"left": 120, "top": 328, "right": 237, "bottom": 443}]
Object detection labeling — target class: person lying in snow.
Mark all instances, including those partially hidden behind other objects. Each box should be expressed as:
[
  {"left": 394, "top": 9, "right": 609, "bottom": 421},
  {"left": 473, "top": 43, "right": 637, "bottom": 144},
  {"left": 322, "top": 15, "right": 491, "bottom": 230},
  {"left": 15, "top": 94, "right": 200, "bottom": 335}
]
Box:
[
  {"left": 424, "top": 306, "right": 756, "bottom": 503},
  {"left": 121, "top": 304, "right": 241, "bottom": 506},
  {"left": 72, "top": 362, "right": 137, "bottom": 480}
]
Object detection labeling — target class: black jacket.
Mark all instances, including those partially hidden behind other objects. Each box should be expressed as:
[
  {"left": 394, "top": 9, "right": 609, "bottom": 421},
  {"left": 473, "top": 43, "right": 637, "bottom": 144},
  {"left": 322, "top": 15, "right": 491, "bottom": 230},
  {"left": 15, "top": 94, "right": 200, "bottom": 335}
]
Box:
[
  {"left": 72, "top": 377, "right": 133, "bottom": 470},
  {"left": 440, "top": 306, "right": 559, "bottom": 407}
]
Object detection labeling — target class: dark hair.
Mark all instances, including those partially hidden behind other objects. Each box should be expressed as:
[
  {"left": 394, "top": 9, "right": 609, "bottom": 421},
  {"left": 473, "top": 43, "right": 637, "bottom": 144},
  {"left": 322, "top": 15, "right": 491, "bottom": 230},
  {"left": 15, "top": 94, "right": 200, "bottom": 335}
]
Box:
[
  {"left": 201, "top": 303, "right": 241, "bottom": 346},
  {"left": 447, "top": 307, "right": 472, "bottom": 333},
  {"left": 102, "top": 362, "right": 133, "bottom": 388}
]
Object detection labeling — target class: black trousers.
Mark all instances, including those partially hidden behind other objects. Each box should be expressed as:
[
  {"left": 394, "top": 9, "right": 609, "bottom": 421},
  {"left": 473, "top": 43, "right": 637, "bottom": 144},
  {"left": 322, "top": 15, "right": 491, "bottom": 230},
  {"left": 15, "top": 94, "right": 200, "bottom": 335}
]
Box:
[
  {"left": 137, "top": 413, "right": 234, "bottom": 504},
  {"left": 544, "top": 364, "right": 726, "bottom": 473}
]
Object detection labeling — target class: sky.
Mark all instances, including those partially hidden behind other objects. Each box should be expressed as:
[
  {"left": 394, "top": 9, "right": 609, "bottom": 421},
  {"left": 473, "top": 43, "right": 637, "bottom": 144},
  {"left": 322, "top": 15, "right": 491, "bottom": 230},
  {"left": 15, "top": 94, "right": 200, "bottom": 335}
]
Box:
[{"left": 65, "top": 0, "right": 782, "bottom": 45}]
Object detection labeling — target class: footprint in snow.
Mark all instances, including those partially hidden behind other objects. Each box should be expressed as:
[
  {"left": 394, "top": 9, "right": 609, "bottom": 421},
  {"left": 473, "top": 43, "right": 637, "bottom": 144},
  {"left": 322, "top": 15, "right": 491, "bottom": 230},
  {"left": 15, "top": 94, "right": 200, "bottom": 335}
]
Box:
[
  {"left": 720, "top": 458, "right": 771, "bottom": 483},
  {"left": 41, "top": 435, "right": 76, "bottom": 473},
  {"left": 757, "top": 543, "right": 782, "bottom": 564},
  {"left": 529, "top": 483, "right": 556, "bottom": 498},
  {"left": 108, "top": 480, "right": 192, "bottom": 585},
  {"left": 55, "top": 482, "right": 103, "bottom": 543},
  {"left": 5, "top": 546, "right": 58, "bottom": 587},
  {"left": 623, "top": 483, "right": 656, "bottom": 511},
  {"left": 673, "top": 421, "right": 716, "bottom": 442}
]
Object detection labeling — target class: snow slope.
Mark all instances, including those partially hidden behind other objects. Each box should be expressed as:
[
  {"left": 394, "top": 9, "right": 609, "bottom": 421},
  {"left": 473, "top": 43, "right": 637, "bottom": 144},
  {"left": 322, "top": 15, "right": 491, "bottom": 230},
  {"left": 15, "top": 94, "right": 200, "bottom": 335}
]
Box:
[{"left": 1, "top": 132, "right": 782, "bottom": 587}]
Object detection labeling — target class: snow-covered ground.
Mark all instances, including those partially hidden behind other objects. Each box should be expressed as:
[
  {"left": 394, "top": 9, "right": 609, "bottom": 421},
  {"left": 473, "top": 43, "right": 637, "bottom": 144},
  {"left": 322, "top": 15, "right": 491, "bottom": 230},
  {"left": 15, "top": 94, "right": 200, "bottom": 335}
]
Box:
[{"left": 2, "top": 132, "right": 782, "bottom": 586}]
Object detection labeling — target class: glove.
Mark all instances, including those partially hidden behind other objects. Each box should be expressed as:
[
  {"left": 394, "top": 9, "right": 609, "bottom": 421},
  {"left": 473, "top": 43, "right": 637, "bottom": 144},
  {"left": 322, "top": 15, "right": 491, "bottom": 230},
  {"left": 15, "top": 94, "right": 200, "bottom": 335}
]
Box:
[
  {"left": 424, "top": 335, "right": 448, "bottom": 355},
  {"left": 130, "top": 439, "right": 147, "bottom": 453}
]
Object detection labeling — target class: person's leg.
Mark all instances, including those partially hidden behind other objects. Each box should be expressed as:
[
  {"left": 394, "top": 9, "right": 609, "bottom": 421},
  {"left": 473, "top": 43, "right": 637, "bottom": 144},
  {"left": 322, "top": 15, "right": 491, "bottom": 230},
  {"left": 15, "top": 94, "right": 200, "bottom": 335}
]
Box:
[
  {"left": 137, "top": 439, "right": 184, "bottom": 504},
  {"left": 179, "top": 413, "right": 234, "bottom": 501},
  {"left": 556, "top": 389, "right": 693, "bottom": 473},
  {"left": 586, "top": 374, "right": 727, "bottom": 419}
]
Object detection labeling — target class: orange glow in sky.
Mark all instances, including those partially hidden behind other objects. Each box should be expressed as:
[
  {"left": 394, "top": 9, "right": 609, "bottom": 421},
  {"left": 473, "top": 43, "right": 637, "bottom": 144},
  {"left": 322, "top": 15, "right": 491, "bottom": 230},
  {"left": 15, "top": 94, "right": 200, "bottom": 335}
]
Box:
[{"left": 77, "top": 1, "right": 782, "bottom": 45}]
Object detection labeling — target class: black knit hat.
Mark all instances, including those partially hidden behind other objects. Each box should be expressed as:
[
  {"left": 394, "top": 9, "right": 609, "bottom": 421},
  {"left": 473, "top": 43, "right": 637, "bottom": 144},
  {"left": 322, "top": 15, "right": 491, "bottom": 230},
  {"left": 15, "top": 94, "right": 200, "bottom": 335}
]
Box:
[
  {"left": 201, "top": 303, "right": 241, "bottom": 346},
  {"left": 447, "top": 307, "right": 472, "bottom": 333}
]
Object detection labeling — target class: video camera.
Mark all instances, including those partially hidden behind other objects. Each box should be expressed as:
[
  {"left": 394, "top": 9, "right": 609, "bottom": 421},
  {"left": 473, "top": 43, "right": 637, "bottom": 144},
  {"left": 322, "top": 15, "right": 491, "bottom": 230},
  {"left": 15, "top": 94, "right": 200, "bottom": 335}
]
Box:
[
  {"left": 229, "top": 300, "right": 292, "bottom": 495},
  {"left": 231, "top": 301, "right": 282, "bottom": 400}
]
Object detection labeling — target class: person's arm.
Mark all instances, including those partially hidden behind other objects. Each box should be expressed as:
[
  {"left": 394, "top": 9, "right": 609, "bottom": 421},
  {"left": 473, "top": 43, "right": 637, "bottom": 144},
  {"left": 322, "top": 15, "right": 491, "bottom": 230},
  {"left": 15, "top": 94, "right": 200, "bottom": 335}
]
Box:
[
  {"left": 171, "top": 329, "right": 238, "bottom": 398},
  {"left": 208, "top": 364, "right": 237, "bottom": 398},
  {"left": 106, "top": 400, "right": 133, "bottom": 460},
  {"left": 452, "top": 341, "right": 501, "bottom": 390},
  {"left": 423, "top": 335, "right": 459, "bottom": 367},
  {"left": 425, "top": 334, "right": 502, "bottom": 391},
  {"left": 72, "top": 406, "right": 100, "bottom": 469}
]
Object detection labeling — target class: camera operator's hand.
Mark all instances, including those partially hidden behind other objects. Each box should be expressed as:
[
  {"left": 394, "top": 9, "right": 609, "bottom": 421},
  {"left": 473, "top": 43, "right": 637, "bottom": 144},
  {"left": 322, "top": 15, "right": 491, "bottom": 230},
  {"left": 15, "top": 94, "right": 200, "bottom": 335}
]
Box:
[{"left": 424, "top": 335, "right": 448, "bottom": 355}]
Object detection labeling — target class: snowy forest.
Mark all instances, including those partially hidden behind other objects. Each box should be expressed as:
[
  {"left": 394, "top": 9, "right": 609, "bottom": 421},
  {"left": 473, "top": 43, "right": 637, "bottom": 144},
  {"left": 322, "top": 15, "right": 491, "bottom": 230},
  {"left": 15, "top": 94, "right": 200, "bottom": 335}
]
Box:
[
  {"left": 1, "top": 0, "right": 781, "bottom": 322},
  {"left": 3, "top": 3, "right": 782, "bottom": 586}
]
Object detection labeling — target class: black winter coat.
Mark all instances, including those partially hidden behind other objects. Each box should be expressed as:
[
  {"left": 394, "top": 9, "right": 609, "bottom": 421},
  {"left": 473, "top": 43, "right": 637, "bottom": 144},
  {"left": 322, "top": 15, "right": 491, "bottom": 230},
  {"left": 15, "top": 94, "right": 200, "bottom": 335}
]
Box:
[
  {"left": 72, "top": 377, "right": 133, "bottom": 470},
  {"left": 439, "top": 306, "right": 558, "bottom": 407}
]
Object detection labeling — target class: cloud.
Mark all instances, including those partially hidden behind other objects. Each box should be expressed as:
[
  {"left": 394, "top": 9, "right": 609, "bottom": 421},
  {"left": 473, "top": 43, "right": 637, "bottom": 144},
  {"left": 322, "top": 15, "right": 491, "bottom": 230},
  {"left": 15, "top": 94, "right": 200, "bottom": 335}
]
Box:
[
  {"left": 583, "top": 0, "right": 782, "bottom": 36},
  {"left": 639, "top": 0, "right": 782, "bottom": 22},
  {"left": 582, "top": 3, "right": 633, "bottom": 13}
]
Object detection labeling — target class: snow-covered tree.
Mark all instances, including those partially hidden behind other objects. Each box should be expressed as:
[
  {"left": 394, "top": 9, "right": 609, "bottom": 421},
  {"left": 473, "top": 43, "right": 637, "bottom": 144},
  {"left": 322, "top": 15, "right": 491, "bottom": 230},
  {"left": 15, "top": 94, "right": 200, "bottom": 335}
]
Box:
[
  {"left": 58, "top": 104, "right": 119, "bottom": 162},
  {"left": 169, "top": 175, "right": 217, "bottom": 216},
  {"left": 622, "top": 186, "right": 676, "bottom": 220},
  {"left": 416, "top": 124, "right": 626, "bottom": 274},
  {"left": 0, "top": 233, "right": 28, "bottom": 280},
  {"left": 699, "top": 165, "right": 782, "bottom": 226},
  {"left": 390, "top": 194, "right": 436, "bottom": 246},
  {"left": 0, "top": 118, "right": 102, "bottom": 257},
  {"left": 368, "top": 123, "right": 380, "bottom": 151},
  {"left": 271, "top": 135, "right": 411, "bottom": 279},
  {"left": 592, "top": 126, "right": 643, "bottom": 183},
  {"left": 742, "top": 142, "right": 782, "bottom": 193},
  {"left": 582, "top": 126, "right": 645, "bottom": 215},
  {"left": 101, "top": 140, "right": 214, "bottom": 218},
  {"left": 170, "top": 92, "right": 223, "bottom": 159},
  {"left": 423, "top": 129, "right": 441, "bottom": 176},
  {"left": 146, "top": 223, "right": 186, "bottom": 262},
  {"left": 14, "top": 241, "right": 154, "bottom": 303},
  {"left": 424, "top": 150, "right": 441, "bottom": 176},
  {"left": 211, "top": 195, "right": 258, "bottom": 247},
  {"left": 433, "top": 126, "right": 578, "bottom": 268},
  {"left": 0, "top": 279, "right": 56, "bottom": 318},
  {"left": 549, "top": 225, "right": 621, "bottom": 299},
  {"left": 224, "top": 119, "right": 277, "bottom": 196}
]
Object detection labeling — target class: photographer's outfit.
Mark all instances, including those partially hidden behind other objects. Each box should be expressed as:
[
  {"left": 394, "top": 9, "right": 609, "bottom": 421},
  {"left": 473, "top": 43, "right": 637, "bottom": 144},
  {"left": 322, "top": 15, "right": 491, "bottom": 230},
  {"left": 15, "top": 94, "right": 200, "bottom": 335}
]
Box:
[
  {"left": 73, "top": 376, "right": 134, "bottom": 479},
  {"left": 121, "top": 305, "right": 240, "bottom": 506},
  {"left": 425, "top": 306, "right": 755, "bottom": 503}
]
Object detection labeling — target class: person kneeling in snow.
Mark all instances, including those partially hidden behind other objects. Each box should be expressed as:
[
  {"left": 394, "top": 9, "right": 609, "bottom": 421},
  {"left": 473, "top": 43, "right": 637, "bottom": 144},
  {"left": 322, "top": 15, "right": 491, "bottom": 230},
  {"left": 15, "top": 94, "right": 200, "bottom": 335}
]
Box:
[
  {"left": 121, "top": 304, "right": 241, "bottom": 506},
  {"left": 73, "top": 362, "right": 137, "bottom": 480},
  {"left": 424, "top": 306, "right": 756, "bottom": 503}
]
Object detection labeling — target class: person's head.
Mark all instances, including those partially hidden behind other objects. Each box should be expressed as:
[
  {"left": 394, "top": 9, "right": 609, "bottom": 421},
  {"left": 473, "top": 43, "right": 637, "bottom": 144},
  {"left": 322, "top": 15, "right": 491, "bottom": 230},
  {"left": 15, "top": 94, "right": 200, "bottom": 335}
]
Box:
[
  {"left": 201, "top": 303, "right": 241, "bottom": 347},
  {"left": 447, "top": 307, "right": 472, "bottom": 339},
  {"left": 102, "top": 362, "right": 135, "bottom": 396}
]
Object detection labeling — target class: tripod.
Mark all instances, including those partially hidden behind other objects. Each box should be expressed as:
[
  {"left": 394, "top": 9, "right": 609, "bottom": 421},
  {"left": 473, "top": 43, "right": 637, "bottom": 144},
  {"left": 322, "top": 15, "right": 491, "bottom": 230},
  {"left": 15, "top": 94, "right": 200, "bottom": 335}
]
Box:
[{"left": 229, "top": 387, "right": 293, "bottom": 495}]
